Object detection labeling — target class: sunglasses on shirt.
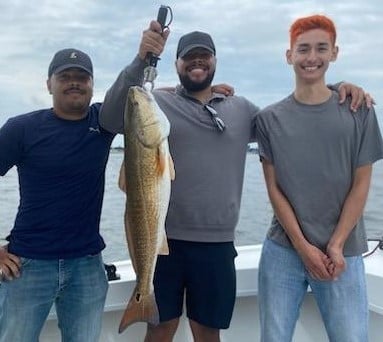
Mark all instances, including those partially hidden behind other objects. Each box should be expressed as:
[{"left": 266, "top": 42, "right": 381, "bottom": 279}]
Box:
[{"left": 204, "top": 104, "right": 226, "bottom": 132}]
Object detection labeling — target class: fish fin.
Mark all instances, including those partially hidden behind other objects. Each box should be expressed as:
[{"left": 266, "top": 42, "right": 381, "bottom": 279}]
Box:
[
  {"left": 156, "top": 147, "right": 166, "bottom": 176},
  {"left": 168, "top": 154, "right": 175, "bottom": 180},
  {"left": 118, "top": 161, "right": 127, "bottom": 193},
  {"left": 158, "top": 233, "right": 169, "bottom": 255},
  {"left": 118, "top": 289, "right": 159, "bottom": 333}
]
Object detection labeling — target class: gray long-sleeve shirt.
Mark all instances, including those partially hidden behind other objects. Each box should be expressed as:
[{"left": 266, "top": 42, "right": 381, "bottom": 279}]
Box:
[{"left": 100, "top": 56, "right": 259, "bottom": 242}]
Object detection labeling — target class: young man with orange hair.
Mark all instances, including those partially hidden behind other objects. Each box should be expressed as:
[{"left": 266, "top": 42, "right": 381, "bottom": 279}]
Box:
[{"left": 256, "top": 15, "right": 383, "bottom": 341}]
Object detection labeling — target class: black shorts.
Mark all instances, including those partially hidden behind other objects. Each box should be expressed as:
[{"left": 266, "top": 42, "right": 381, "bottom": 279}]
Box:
[{"left": 153, "top": 239, "right": 238, "bottom": 329}]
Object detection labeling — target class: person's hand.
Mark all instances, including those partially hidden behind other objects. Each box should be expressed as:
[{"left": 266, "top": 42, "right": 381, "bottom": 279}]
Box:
[
  {"left": 0, "top": 245, "right": 21, "bottom": 281},
  {"left": 297, "top": 243, "right": 333, "bottom": 281},
  {"left": 326, "top": 244, "right": 346, "bottom": 280},
  {"left": 338, "top": 83, "right": 375, "bottom": 112},
  {"left": 138, "top": 20, "right": 170, "bottom": 61},
  {"left": 211, "top": 83, "right": 235, "bottom": 96}
]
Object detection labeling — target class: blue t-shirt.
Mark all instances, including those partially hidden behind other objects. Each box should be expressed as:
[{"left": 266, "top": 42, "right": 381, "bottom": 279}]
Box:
[{"left": 0, "top": 103, "right": 115, "bottom": 259}]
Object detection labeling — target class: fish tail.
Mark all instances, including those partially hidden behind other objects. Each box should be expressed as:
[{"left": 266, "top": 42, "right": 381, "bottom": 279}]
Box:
[{"left": 118, "top": 289, "right": 160, "bottom": 333}]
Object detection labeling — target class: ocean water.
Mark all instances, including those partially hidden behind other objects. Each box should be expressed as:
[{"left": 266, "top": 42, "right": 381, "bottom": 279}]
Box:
[{"left": 1, "top": 151, "right": 383, "bottom": 263}]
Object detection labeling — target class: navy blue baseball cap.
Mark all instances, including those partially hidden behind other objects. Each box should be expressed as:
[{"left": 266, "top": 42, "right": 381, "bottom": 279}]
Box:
[{"left": 48, "top": 48, "right": 93, "bottom": 77}]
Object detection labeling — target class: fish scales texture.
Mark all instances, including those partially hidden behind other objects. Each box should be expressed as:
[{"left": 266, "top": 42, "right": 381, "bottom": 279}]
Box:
[{"left": 118, "top": 86, "right": 173, "bottom": 333}]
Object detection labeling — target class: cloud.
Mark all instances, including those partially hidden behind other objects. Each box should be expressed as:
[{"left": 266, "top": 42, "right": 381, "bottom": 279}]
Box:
[{"left": 0, "top": 0, "right": 382, "bottom": 130}]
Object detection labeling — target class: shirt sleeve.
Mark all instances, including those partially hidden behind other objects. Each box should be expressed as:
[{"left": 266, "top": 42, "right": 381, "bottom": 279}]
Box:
[
  {"left": 0, "top": 117, "right": 24, "bottom": 176},
  {"left": 356, "top": 105, "right": 383, "bottom": 167},
  {"left": 99, "top": 55, "right": 146, "bottom": 134},
  {"left": 255, "top": 111, "right": 274, "bottom": 163}
]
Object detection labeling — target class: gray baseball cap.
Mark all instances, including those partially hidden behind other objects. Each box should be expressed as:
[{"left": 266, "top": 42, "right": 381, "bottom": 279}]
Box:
[
  {"left": 48, "top": 48, "right": 93, "bottom": 77},
  {"left": 176, "top": 31, "right": 216, "bottom": 59}
]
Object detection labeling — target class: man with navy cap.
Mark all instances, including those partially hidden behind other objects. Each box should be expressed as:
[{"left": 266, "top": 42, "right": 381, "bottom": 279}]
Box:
[
  {"left": 0, "top": 48, "right": 131, "bottom": 342},
  {"left": 100, "top": 21, "right": 370, "bottom": 342}
]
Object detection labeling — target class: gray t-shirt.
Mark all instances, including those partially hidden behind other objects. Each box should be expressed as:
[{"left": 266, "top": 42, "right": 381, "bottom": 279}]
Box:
[
  {"left": 256, "top": 92, "right": 383, "bottom": 256},
  {"left": 100, "top": 56, "right": 260, "bottom": 242}
]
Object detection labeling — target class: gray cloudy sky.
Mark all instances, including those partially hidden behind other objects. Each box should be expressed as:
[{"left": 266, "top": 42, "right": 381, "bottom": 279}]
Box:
[{"left": 1, "top": 0, "right": 382, "bottom": 146}]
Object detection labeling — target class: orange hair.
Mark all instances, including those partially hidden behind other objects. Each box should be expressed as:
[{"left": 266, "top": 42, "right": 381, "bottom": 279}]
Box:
[{"left": 290, "top": 15, "right": 337, "bottom": 48}]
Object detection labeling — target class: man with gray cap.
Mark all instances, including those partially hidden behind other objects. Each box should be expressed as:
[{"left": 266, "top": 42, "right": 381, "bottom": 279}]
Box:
[
  {"left": 100, "top": 20, "right": 369, "bottom": 342},
  {"left": 0, "top": 48, "right": 135, "bottom": 342},
  {"left": 101, "top": 25, "right": 254, "bottom": 342}
]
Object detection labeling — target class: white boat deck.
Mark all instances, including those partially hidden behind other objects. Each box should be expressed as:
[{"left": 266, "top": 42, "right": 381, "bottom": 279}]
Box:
[{"left": 41, "top": 242, "right": 383, "bottom": 341}]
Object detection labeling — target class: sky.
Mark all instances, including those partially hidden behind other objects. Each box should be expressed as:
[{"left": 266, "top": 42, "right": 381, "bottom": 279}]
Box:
[{"left": 1, "top": 0, "right": 382, "bottom": 147}]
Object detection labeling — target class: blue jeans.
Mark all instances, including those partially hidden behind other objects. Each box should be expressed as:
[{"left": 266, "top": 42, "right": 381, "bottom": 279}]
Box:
[
  {"left": 0, "top": 253, "right": 108, "bottom": 342},
  {"left": 258, "top": 238, "right": 369, "bottom": 342}
]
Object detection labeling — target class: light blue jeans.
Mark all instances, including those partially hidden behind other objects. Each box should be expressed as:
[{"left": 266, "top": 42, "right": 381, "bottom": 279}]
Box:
[
  {"left": 258, "top": 238, "right": 369, "bottom": 342},
  {"left": 0, "top": 253, "right": 108, "bottom": 342}
]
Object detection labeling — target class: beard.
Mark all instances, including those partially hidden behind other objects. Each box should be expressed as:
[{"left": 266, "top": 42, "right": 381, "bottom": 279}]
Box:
[{"left": 178, "top": 70, "right": 215, "bottom": 92}]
